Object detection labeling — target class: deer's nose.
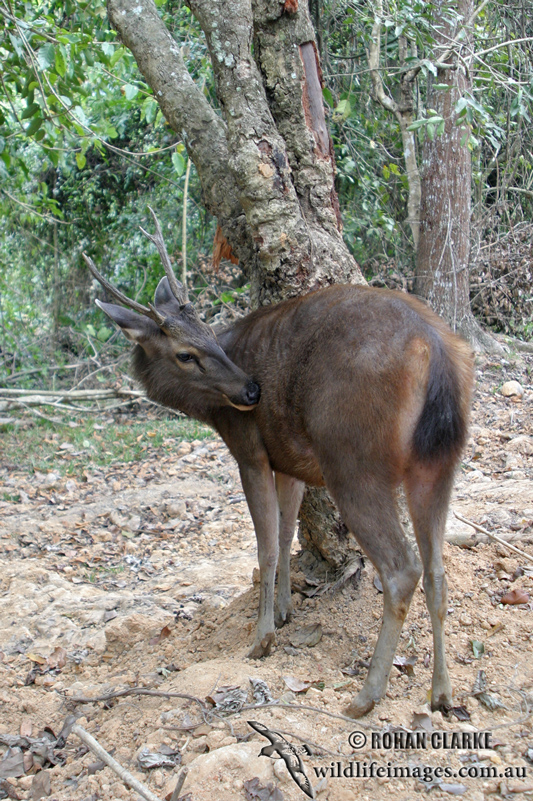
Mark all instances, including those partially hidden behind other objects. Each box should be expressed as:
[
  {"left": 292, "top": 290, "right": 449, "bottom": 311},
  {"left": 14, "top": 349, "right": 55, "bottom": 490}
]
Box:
[{"left": 244, "top": 381, "right": 261, "bottom": 405}]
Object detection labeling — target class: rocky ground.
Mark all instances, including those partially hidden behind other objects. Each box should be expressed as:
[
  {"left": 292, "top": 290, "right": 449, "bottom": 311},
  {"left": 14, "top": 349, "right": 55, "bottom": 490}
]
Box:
[{"left": 0, "top": 352, "right": 532, "bottom": 801}]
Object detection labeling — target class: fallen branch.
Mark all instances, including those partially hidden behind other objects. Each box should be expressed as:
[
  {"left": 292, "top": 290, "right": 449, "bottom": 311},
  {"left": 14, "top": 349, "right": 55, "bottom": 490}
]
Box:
[
  {"left": 169, "top": 767, "right": 188, "bottom": 801},
  {"left": 454, "top": 512, "right": 533, "bottom": 564},
  {"left": 67, "top": 686, "right": 210, "bottom": 711},
  {"left": 71, "top": 723, "right": 163, "bottom": 801},
  {"left": 0, "top": 387, "right": 142, "bottom": 399}
]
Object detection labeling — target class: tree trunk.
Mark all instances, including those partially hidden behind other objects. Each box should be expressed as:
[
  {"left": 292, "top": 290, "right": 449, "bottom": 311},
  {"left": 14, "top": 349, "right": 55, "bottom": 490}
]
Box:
[
  {"left": 415, "top": 0, "right": 495, "bottom": 350},
  {"left": 107, "top": 0, "right": 363, "bottom": 571}
]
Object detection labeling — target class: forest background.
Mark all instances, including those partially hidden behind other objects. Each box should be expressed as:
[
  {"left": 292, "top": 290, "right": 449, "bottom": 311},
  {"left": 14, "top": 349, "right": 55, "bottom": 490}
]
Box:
[{"left": 0, "top": 0, "right": 532, "bottom": 385}]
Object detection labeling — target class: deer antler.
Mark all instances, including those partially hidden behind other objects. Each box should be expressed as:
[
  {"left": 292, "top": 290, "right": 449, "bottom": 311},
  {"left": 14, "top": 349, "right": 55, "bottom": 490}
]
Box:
[
  {"left": 139, "top": 207, "right": 189, "bottom": 305},
  {"left": 83, "top": 253, "right": 166, "bottom": 326}
]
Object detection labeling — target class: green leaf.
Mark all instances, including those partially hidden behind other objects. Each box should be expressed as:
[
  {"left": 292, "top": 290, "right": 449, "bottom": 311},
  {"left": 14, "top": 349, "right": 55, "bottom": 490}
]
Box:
[
  {"left": 333, "top": 98, "right": 352, "bottom": 121},
  {"left": 471, "top": 640, "right": 485, "bottom": 659},
  {"left": 141, "top": 97, "right": 158, "bottom": 124},
  {"left": 97, "top": 326, "right": 112, "bottom": 342},
  {"left": 322, "top": 87, "right": 334, "bottom": 108},
  {"left": 25, "top": 117, "right": 43, "bottom": 136},
  {"left": 76, "top": 153, "right": 86, "bottom": 169},
  {"left": 72, "top": 105, "right": 89, "bottom": 129},
  {"left": 407, "top": 119, "right": 427, "bottom": 131},
  {"left": 37, "top": 44, "right": 55, "bottom": 70},
  {"left": 55, "top": 45, "right": 67, "bottom": 78},
  {"left": 21, "top": 103, "right": 40, "bottom": 120},
  {"left": 172, "top": 151, "right": 186, "bottom": 177},
  {"left": 123, "top": 84, "right": 139, "bottom": 101}
]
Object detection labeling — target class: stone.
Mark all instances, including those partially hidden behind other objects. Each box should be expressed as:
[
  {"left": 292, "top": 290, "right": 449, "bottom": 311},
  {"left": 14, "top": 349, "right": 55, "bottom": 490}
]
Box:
[
  {"left": 104, "top": 611, "right": 174, "bottom": 651},
  {"left": 500, "top": 380, "right": 524, "bottom": 398}
]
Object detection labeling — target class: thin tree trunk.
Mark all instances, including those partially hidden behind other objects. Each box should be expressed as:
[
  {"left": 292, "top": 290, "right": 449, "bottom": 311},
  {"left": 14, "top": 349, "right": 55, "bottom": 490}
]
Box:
[
  {"left": 367, "top": 2, "right": 421, "bottom": 250},
  {"left": 415, "top": 0, "right": 496, "bottom": 350}
]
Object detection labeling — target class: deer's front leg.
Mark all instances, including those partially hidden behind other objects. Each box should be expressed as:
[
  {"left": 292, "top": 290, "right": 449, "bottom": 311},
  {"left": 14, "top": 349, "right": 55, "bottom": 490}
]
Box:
[
  {"left": 275, "top": 473, "right": 305, "bottom": 628},
  {"left": 239, "top": 460, "right": 279, "bottom": 659}
]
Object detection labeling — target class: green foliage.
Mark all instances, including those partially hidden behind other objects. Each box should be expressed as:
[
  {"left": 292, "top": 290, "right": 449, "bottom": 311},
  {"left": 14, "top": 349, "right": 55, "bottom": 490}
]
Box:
[
  {"left": 0, "top": 0, "right": 531, "bottom": 363},
  {"left": 321, "top": 0, "right": 533, "bottom": 272},
  {"left": 0, "top": 1, "right": 217, "bottom": 380}
]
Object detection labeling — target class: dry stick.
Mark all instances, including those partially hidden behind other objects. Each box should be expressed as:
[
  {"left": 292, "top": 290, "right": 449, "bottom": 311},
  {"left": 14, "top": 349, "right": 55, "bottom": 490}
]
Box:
[
  {"left": 0, "top": 388, "right": 142, "bottom": 398},
  {"left": 454, "top": 512, "right": 533, "bottom": 564},
  {"left": 68, "top": 686, "right": 210, "bottom": 711},
  {"left": 169, "top": 767, "right": 189, "bottom": 801},
  {"left": 71, "top": 723, "right": 163, "bottom": 801},
  {"left": 240, "top": 701, "right": 376, "bottom": 729}
]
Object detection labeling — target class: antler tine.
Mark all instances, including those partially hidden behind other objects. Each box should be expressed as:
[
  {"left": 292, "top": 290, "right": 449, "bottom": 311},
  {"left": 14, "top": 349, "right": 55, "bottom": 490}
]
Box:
[
  {"left": 83, "top": 253, "right": 166, "bottom": 326},
  {"left": 139, "top": 207, "right": 189, "bottom": 305}
]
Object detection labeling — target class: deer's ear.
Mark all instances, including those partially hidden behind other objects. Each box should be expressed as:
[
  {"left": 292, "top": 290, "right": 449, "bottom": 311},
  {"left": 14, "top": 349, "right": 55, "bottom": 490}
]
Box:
[
  {"left": 96, "top": 300, "right": 162, "bottom": 343},
  {"left": 154, "top": 277, "right": 184, "bottom": 317}
]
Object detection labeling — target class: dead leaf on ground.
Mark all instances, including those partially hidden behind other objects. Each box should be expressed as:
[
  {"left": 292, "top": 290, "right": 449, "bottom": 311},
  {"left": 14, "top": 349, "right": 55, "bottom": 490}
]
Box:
[
  {"left": 501, "top": 588, "right": 529, "bottom": 605},
  {"left": 283, "top": 676, "right": 313, "bottom": 693},
  {"left": 393, "top": 655, "right": 417, "bottom": 675},
  {"left": 30, "top": 770, "right": 51, "bottom": 800},
  {"left": 289, "top": 623, "right": 322, "bottom": 648},
  {"left": 249, "top": 677, "right": 273, "bottom": 704},
  {"left": 206, "top": 685, "right": 247, "bottom": 715},
  {"left": 450, "top": 706, "right": 471, "bottom": 721},
  {"left": 0, "top": 748, "right": 25, "bottom": 779},
  {"left": 244, "top": 777, "right": 284, "bottom": 800},
  {"left": 149, "top": 625, "right": 172, "bottom": 646},
  {"left": 411, "top": 711, "right": 433, "bottom": 732},
  {"left": 47, "top": 647, "right": 67, "bottom": 670},
  {"left": 26, "top": 653, "right": 47, "bottom": 666}
]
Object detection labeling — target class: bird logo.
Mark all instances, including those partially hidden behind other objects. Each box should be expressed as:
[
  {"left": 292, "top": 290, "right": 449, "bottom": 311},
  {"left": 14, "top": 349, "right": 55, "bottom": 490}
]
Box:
[{"left": 248, "top": 720, "right": 315, "bottom": 798}]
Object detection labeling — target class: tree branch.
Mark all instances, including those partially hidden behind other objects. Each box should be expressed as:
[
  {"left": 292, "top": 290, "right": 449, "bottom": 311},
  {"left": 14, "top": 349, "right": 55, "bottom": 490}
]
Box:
[
  {"left": 188, "top": 0, "right": 315, "bottom": 302},
  {"left": 107, "top": 0, "right": 254, "bottom": 266}
]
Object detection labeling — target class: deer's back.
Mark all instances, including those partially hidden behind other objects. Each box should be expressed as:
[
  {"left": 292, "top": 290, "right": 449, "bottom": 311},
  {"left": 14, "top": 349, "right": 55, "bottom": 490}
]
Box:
[{"left": 217, "top": 285, "right": 472, "bottom": 484}]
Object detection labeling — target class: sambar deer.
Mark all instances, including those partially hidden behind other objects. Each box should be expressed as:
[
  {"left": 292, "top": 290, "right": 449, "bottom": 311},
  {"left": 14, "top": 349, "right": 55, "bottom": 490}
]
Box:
[{"left": 84, "top": 209, "right": 473, "bottom": 718}]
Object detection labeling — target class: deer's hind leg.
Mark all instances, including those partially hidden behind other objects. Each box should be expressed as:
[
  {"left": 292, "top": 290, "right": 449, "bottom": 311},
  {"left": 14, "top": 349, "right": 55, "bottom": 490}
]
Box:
[
  {"left": 405, "top": 462, "right": 455, "bottom": 712},
  {"left": 325, "top": 472, "right": 422, "bottom": 718}
]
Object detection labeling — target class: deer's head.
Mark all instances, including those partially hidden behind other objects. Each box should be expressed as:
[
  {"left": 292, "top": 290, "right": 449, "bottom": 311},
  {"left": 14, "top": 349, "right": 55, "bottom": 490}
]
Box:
[{"left": 84, "top": 209, "right": 260, "bottom": 415}]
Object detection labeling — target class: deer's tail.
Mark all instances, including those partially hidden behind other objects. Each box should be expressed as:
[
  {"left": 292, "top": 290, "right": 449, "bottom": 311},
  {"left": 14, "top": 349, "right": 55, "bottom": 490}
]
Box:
[{"left": 413, "top": 334, "right": 473, "bottom": 463}]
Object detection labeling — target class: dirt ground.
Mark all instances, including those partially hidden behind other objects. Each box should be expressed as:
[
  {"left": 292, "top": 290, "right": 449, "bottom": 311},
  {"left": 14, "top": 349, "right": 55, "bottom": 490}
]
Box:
[{"left": 0, "top": 353, "right": 532, "bottom": 801}]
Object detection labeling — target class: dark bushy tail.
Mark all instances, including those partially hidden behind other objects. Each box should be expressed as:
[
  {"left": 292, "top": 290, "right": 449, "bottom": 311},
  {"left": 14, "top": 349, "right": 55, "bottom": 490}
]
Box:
[{"left": 413, "top": 339, "right": 468, "bottom": 462}]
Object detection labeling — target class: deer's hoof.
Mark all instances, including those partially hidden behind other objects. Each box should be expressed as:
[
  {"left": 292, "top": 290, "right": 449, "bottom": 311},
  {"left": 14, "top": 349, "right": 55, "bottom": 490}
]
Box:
[
  {"left": 274, "top": 603, "right": 293, "bottom": 629},
  {"left": 247, "top": 632, "right": 276, "bottom": 659},
  {"left": 344, "top": 694, "right": 377, "bottom": 719},
  {"left": 431, "top": 693, "right": 452, "bottom": 715}
]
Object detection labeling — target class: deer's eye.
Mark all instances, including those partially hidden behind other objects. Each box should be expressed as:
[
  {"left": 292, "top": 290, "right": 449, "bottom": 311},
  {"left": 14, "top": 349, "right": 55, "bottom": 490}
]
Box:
[{"left": 177, "top": 352, "right": 194, "bottom": 363}]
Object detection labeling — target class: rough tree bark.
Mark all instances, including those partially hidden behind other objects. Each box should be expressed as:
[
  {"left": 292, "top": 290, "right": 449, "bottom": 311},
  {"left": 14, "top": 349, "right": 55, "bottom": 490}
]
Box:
[
  {"left": 106, "top": 0, "right": 364, "bottom": 570},
  {"left": 415, "top": 0, "right": 496, "bottom": 350}
]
